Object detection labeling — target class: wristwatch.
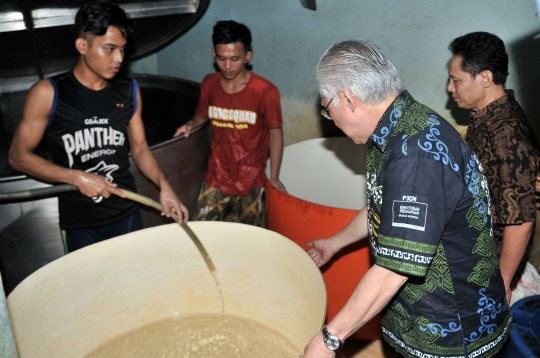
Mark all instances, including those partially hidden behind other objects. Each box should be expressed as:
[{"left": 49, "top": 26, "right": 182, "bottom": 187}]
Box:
[{"left": 322, "top": 325, "right": 344, "bottom": 351}]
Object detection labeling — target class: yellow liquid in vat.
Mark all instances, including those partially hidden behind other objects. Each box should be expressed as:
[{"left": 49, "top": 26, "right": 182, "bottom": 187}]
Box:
[{"left": 85, "top": 313, "right": 300, "bottom": 357}]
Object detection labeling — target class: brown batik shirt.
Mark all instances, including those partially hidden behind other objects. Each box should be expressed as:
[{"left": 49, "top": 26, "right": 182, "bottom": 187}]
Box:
[{"left": 465, "top": 89, "right": 538, "bottom": 287}]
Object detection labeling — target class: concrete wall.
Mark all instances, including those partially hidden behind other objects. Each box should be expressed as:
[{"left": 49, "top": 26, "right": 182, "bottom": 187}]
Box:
[{"left": 130, "top": 0, "right": 540, "bottom": 146}]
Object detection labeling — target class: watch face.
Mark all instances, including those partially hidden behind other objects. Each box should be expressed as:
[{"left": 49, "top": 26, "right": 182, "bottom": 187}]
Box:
[
  {"left": 326, "top": 336, "right": 340, "bottom": 350},
  {"left": 323, "top": 326, "right": 342, "bottom": 351}
]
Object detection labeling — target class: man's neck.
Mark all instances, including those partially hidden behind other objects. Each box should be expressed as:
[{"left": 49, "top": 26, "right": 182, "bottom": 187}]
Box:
[
  {"left": 72, "top": 61, "right": 109, "bottom": 91},
  {"left": 374, "top": 95, "right": 398, "bottom": 121},
  {"left": 220, "top": 69, "right": 251, "bottom": 94},
  {"left": 475, "top": 85, "right": 506, "bottom": 112},
  {"left": 361, "top": 94, "right": 398, "bottom": 142}
]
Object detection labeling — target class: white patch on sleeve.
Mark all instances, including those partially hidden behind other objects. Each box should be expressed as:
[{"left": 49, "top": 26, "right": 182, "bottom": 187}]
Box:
[{"left": 392, "top": 200, "right": 428, "bottom": 231}]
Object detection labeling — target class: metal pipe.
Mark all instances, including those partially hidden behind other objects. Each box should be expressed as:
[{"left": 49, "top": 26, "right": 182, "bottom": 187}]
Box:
[{"left": 0, "top": 184, "right": 76, "bottom": 203}]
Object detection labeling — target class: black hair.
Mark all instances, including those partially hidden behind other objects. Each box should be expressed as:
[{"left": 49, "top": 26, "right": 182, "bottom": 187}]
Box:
[
  {"left": 74, "top": 0, "right": 131, "bottom": 39},
  {"left": 212, "top": 20, "right": 252, "bottom": 53},
  {"left": 449, "top": 31, "right": 508, "bottom": 85}
]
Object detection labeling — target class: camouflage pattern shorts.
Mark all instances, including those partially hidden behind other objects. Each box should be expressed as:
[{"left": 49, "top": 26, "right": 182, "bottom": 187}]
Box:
[{"left": 193, "top": 181, "right": 264, "bottom": 226}]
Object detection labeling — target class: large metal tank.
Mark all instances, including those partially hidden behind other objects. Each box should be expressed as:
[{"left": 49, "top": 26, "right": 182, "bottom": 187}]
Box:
[{"left": 0, "top": 0, "right": 211, "bottom": 296}]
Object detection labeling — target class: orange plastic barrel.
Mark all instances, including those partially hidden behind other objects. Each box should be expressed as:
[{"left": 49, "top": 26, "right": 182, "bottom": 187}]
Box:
[{"left": 265, "top": 137, "right": 381, "bottom": 340}]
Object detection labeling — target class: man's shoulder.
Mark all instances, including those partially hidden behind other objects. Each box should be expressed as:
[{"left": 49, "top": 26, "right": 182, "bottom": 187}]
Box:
[
  {"left": 389, "top": 92, "right": 470, "bottom": 160},
  {"left": 112, "top": 73, "right": 135, "bottom": 85},
  {"left": 202, "top": 72, "right": 222, "bottom": 84},
  {"left": 46, "top": 70, "right": 74, "bottom": 90},
  {"left": 485, "top": 89, "right": 526, "bottom": 120},
  {"left": 109, "top": 74, "right": 136, "bottom": 94},
  {"left": 26, "top": 77, "right": 55, "bottom": 103},
  {"left": 199, "top": 73, "right": 223, "bottom": 94},
  {"left": 399, "top": 91, "right": 440, "bottom": 116},
  {"left": 249, "top": 72, "right": 278, "bottom": 90},
  {"left": 48, "top": 70, "right": 71, "bottom": 81},
  {"left": 49, "top": 71, "right": 134, "bottom": 91},
  {"left": 485, "top": 92, "right": 534, "bottom": 136},
  {"left": 394, "top": 91, "right": 454, "bottom": 134}
]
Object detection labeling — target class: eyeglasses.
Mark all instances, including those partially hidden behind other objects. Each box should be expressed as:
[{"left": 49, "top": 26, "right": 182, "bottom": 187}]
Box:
[{"left": 321, "top": 98, "right": 334, "bottom": 120}]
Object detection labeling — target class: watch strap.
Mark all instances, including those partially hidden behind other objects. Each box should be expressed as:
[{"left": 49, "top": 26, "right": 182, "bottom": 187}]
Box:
[{"left": 322, "top": 325, "right": 344, "bottom": 351}]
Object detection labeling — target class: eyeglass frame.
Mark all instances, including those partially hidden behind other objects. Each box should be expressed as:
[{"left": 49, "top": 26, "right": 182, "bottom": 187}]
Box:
[{"left": 320, "top": 97, "right": 334, "bottom": 120}]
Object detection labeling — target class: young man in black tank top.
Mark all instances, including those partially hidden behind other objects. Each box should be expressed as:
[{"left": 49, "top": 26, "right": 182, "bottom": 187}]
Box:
[{"left": 8, "top": 0, "right": 188, "bottom": 252}]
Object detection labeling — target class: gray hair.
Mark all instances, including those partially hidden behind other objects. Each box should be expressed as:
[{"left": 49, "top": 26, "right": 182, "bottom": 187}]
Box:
[{"left": 316, "top": 39, "right": 404, "bottom": 106}]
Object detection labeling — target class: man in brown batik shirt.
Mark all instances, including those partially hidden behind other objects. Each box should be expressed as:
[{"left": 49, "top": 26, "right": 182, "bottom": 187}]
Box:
[{"left": 447, "top": 32, "right": 538, "bottom": 305}]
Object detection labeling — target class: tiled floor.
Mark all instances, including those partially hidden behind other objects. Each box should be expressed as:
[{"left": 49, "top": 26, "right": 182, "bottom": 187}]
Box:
[{"left": 340, "top": 339, "right": 401, "bottom": 358}]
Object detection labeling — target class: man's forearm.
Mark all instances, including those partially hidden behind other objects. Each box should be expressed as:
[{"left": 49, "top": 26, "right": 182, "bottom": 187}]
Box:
[
  {"left": 268, "top": 127, "right": 284, "bottom": 180},
  {"left": 499, "top": 222, "right": 533, "bottom": 288},
  {"left": 327, "top": 264, "right": 408, "bottom": 341},
  {"left": 191, "top": 114, "right": 208, "bottom": 128},
  {"left": 329, "top": 206, "right": 370, "bottom": 251},
  {"left": 131, "top": 145, "right": 168, "bottom": 189},
  {"left": 9, "top": 149, "right": 79, "bottom": 185}
]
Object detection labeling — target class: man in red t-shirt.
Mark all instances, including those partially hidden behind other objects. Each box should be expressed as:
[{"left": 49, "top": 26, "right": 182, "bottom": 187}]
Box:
[{"left": 174, "top": 20, "right": 286, "bottom": 226}]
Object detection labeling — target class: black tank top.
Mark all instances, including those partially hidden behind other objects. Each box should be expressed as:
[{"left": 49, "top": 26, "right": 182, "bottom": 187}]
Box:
[{"left": 46, "top": 71, "right": 138, "bottom": 229}]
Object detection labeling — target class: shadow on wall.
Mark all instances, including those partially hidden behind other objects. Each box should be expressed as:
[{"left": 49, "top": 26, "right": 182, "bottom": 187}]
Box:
[
  {"left": 445, "top": 91, "right": 470, "bottom": 126},
  {"left": 321, "top": 137, "right": 367, "bottom": 176},
  {"left": 320, "top": 115, "right": 347, "bottom": 137},
  {"left": 509, "top": 30, "right": 540, "bottom": 145}
]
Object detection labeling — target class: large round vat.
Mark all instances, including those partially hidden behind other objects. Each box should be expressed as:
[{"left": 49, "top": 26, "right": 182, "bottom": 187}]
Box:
[
  {"left": 7, "top": 221, "right": 327, "bottom": 357},
  {"left": 265, "top": 137, "right": 381, "bottom": 340}
]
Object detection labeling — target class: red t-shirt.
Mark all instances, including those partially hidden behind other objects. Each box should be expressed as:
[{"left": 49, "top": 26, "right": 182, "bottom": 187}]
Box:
[{"left": 196, "top": 72, "right": 283, "bottom": 195}]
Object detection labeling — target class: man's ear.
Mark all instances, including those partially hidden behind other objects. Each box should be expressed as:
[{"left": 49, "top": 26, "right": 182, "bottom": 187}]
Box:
[
  {"left": 245, "top": 51, "right": 253, "bottom": 63},
  {"left": 75, "top": 37, "right": 88, "bottom": 55},
  {"left": 339, "top": 89, "right": 356, "bottom": 112},
  {"left": 480, "top": 70, "right": 494, "bottom": 87}
]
